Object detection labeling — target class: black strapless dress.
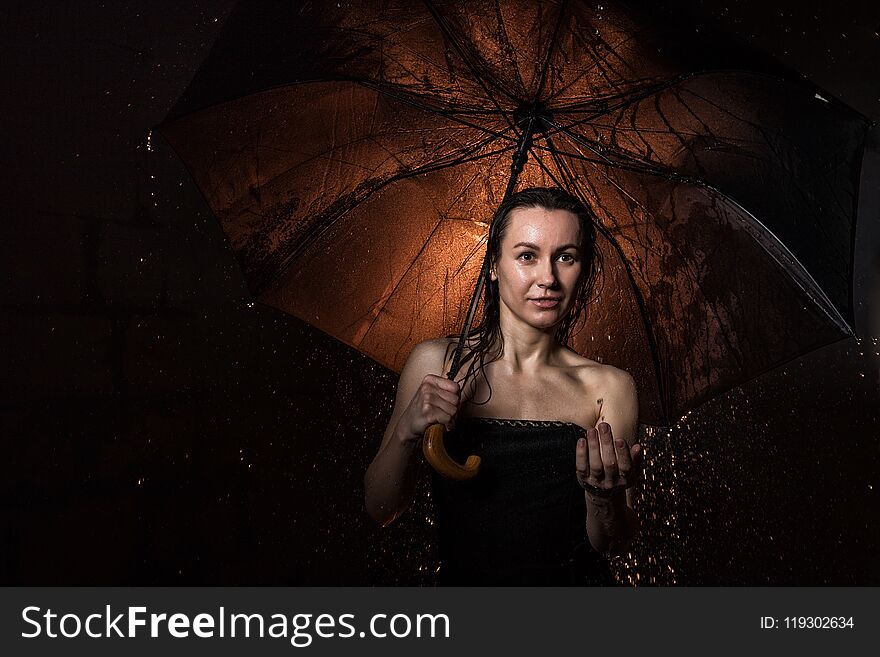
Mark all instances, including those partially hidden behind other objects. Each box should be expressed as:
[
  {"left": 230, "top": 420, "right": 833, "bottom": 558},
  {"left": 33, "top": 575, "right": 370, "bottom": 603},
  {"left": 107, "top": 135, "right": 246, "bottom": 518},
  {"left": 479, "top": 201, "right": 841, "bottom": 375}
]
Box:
[{"left": 430, "top": 417, "right": 617, "bottom": 586}]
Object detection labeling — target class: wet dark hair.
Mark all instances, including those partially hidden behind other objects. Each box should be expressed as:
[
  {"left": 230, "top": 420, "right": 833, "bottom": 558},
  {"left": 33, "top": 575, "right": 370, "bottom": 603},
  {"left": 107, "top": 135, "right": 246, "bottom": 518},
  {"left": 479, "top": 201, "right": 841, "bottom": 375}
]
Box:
[{"left": 446, "top": 187, "right": 602, "bottom": 400}]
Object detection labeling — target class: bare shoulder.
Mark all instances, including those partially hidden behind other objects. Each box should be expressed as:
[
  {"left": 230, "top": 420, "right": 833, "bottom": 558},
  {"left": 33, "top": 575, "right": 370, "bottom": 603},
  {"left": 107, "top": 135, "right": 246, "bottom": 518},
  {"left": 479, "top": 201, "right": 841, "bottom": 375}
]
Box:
[
  {"left": 559, "top": 349, "right": 622, "bottom": 383},
  {"left": 391, "top": 338, "right": 456, "bottom": 420},
  {"left": 594, "top": 363, "right": 638, "bottom": 438},
  {"left": 599, "top": 362, "right": 637, "bottom": 395},
  {"left": 562, "top": 351, "right": 637, "bottom": 406},
  {"left": 402, "top": 337, "right": 456, "bottom": 378}
]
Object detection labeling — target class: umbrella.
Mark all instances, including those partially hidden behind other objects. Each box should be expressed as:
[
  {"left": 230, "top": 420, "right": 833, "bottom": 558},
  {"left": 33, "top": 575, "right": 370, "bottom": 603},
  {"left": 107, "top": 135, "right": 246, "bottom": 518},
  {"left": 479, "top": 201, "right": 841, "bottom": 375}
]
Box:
[{"left": 157, "top": 0, "right": 871, "bottom": 470}]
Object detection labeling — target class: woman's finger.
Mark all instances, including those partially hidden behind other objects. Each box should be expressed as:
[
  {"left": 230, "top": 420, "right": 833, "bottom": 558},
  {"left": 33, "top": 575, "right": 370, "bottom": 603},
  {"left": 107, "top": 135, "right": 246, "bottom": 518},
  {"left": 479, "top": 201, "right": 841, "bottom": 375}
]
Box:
[
  {"left": 419, "top": 398, "right": 452, "bottom": 424},
  {"left": 429, "top": 375, "right": 461, "bottom": 395},
  {"left": 586, "top": 428, "right": 604, "bottom": 480},
  {"left": 576, "top": 437, "right": 588, "bottom": 477},
  {"left": 631, "top": 443, "right": 642, "bottom": 462},
  {"left": 614, "top": 436, "right": 631, "bottom": 479},
  {"left": 628, "top": 444, "right": 643, "bottom": 484},
  {"left": 597, "top": 422, "right": 618, "bottom": 481},
  {"left": 430, "top": 386, "right": 461, "bottom": 407},
  {"left": 426, "top": 394, "right": 458, "bottom": 420}
]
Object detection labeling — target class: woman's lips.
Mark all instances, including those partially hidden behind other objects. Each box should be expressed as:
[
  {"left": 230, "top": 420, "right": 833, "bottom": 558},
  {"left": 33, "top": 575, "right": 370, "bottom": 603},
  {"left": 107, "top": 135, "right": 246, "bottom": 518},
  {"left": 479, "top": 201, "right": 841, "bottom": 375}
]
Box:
[{"left": 529, "top": 298, "right": 561, "bottom": 309}]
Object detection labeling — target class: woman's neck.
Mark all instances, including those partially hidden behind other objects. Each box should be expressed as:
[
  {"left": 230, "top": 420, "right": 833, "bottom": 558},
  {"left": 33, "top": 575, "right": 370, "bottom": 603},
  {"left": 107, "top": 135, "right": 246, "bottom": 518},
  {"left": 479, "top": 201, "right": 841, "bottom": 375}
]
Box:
[{"left": 496, "top": 308, "right": 559, "bottom": 372}]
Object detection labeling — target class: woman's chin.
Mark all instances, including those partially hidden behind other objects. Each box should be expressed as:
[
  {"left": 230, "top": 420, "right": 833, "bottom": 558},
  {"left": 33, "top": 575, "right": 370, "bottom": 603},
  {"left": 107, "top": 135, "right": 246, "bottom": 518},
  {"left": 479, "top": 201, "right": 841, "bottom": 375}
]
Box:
[{"left": 526, "top": 311, "right": 564, "bottom": 330}]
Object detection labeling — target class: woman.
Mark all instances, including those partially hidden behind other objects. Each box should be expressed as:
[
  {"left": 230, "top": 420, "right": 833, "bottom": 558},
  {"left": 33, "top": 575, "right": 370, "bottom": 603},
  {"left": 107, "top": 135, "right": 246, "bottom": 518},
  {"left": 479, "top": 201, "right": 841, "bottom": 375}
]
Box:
[{"left": 364, "top": 187, "right": 642, "bottom": 585}]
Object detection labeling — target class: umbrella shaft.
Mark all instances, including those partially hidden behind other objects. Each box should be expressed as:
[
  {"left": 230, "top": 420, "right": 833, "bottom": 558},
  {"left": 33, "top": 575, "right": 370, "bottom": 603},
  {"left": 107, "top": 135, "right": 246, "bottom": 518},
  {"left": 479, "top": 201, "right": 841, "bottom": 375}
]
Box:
[{"left": 446, "top": 120, "right": 536, "bottom": 380}]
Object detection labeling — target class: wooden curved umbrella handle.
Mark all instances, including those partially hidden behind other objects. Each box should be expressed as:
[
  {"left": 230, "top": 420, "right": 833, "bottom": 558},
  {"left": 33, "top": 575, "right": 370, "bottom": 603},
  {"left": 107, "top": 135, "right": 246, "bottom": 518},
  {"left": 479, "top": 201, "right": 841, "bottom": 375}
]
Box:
[{"left": 422, "top": 423, "right": 480, "bottom": 480}]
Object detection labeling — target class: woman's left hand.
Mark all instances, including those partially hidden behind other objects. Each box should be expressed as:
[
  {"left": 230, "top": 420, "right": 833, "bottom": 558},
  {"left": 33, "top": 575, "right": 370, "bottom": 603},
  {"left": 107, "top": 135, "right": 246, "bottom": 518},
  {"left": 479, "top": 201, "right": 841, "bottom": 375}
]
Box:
[{"left": 576, "top": 422, "right": 642, "bottom": 495}]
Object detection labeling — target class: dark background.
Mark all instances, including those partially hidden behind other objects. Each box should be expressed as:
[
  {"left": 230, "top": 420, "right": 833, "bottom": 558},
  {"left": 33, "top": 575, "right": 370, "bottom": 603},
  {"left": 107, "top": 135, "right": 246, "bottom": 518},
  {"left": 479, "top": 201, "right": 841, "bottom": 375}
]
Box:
[{"left": 2, "top": 0, "right": 878, "bottom": 585}]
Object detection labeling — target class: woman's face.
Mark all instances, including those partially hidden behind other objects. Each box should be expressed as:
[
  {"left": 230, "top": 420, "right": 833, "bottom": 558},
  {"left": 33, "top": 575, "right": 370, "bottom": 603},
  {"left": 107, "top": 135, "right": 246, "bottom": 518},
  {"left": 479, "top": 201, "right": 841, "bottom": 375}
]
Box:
[{"left": 491, "top": 205, "right": 583, "bottom": 331}]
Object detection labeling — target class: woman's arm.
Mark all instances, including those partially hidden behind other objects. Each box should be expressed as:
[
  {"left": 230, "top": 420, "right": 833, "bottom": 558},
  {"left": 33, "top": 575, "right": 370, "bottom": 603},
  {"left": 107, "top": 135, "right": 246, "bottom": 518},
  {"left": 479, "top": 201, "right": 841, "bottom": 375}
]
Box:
[
  {"left": 364, "top": 339, "right": 458, "bottom": 526},
  {"left": 583, "top": 368, "right": 641, "bottom": 556}
]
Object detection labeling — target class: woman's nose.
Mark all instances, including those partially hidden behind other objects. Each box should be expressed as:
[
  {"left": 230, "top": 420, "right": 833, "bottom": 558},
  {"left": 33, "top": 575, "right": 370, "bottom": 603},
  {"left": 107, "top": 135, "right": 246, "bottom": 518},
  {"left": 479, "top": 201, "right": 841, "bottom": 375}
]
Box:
[{"left": 537, "top": 260, "right": 557, "bottom": 287}]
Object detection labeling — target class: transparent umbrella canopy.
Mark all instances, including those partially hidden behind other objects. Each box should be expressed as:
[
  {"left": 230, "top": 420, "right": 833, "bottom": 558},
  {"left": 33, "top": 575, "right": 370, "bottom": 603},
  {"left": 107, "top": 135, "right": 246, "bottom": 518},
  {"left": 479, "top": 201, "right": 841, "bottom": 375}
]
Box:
[{"left": 158, "top": 0, "right": 870, "bottom": 433}]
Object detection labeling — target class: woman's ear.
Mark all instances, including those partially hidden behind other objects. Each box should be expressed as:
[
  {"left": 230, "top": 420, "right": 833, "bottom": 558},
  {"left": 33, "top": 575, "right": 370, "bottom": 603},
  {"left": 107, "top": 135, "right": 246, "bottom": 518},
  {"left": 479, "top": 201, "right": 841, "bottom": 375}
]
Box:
[{"left": 489, "top": 267, "right": 497, "bottom": 281}]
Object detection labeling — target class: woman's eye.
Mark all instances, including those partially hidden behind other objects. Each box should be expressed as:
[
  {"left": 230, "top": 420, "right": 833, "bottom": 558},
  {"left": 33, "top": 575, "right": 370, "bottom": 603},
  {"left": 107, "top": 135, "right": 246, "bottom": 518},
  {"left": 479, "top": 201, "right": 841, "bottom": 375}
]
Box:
[
  {"left": 558, "top": 253, "right": 576, "bottom": 263},
  {"left": 517, "top": 252, "right": 534, "bottom": 261}
]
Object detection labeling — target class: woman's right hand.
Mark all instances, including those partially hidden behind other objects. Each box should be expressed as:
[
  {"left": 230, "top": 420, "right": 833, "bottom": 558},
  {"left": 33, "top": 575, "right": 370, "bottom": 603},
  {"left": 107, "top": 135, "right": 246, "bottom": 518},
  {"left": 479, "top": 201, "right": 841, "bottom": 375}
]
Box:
[
  {"left": 365, "top": 340, "right": 464, "bottom": 525},
  {"left": 396, "top": 374, "right": 461, "bottom": 444}
]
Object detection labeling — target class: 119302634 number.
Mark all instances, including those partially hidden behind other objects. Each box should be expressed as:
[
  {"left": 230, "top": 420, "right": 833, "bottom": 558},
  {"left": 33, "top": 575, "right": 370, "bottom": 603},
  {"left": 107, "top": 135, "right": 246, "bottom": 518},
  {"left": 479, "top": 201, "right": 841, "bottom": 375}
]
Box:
[{"left": 784, "top": 617, "right": 854, "bottom": 629}]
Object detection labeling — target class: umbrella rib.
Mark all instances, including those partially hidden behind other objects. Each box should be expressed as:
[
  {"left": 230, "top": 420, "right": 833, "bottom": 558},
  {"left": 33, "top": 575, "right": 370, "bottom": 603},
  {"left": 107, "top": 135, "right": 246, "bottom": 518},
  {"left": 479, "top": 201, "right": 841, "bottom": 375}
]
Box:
[
  {"left": 537, "top": 122, "right": 764, "bottom": 147},
  {"left": 677, "top": 82, "right": 767, "bottom": 131},
  {"left": 652, "top": 91, "right": 695, "bottom": 173},
  {"left": 677, "top": 82, "right": 855, "bottom": 230},
  {"left": 420, "top": 0, "right": 519, "bottom": 133},
  {"left": 490, "top": 0, "right": 527, "bottom": 98},
  {"left": 356, "top": 81, "right": 509, "bottom": 116},
  {"left": 590, "top": 27, "right": 670, "bottom": 92},
  {"left": 666, "top": 74, "right": 849, "bottom": 154},
  {"left": 268, "top": 137, "right": 511, "bottom": 300},
  {"left": 378, "top": 15, "right": 506, "bottom": 106},
  {"left": 357, "top": 80, "right": 513, "bottom": 117},
  {"left": 544, "top": 23, "right": 654, "bottom": 105},
  {"left": 549, "top": 73, "right": 701, "bottom": 128},
  {"left": 632, "top": 95, "right": 661, "bottom": 163},
  {"left": 543, "top": 118, "right": 800, "bottom": 203},
  {"left": 371, "top": 122, "right": 514, "bottom": 177},
  {"left": 538, "top": 148, "right": 668, "bottom": 268},
  {"left": 668, "top": 88, "right": 717, "bottom": 146},
  {"left": 552, "top": 132, "right": 753, "bottom": 410},
  {"left": 261, "top": 141, "right": 511, "bottom": 299},
  {"left": 533, "top": 130, "right": 677, "bottom": 183},
  {"left": 531, "top": 0, "right": 569, "bottom": 104},
  {"left": 548, "top": 80, "right": 672, "bottom": 113},
  {"left": 536, "top": 136, "right": 674, "bottom": 424},
  {"left": 551, "top": 122, "right": 851, "bottom": 332},
  {"left": 376, "top": 42, "right": 514, "bottom": 112},
  {"left": 359, "top": 81, "right": 517, "bottom": 143},
  {"left": 546, "top": 138, "right": 661, "bottom": 272},
  {"left": 245, "top": 115, "right": 514, "bottom": 209},
  {"left": 532, "top": 142, "right": 679, "bottom": 186},
  {"left": 540, "top": 118, "right": 615, "bottom": 165},
  {"left": 354, "top": 148, "right": 511, "bottom": 347},
  {"left": 554, "top": 129, "right": 755, "bottom": 370},
  {"left": 548, "top": 83, "right": 660, "bottom": 112},
  {"left": 230, "top": 132, "right": 428, "bottom": 206},
  {"left": 541, "top": 119, "right": 717, "bottom": 187},
  {"left": 708, "top": 197, "right": 853, "bottom": 335},
  {"left": 395, "top": 142, "right": 517, "bottom": 179},
  {"left": 451, "top": 235, "right": 489, "bottom": 281},
  {"left": 404, "top": 228, "right": 489, "bottom": 309},
  {"left": 565, "top": 130, "right": 851, "bottom": 368}
]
